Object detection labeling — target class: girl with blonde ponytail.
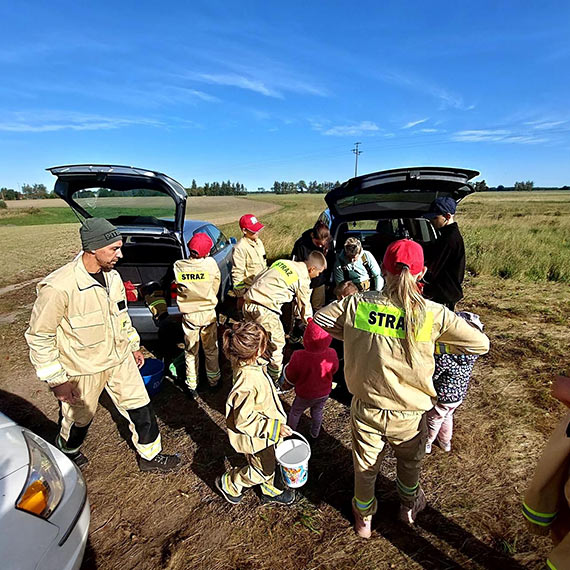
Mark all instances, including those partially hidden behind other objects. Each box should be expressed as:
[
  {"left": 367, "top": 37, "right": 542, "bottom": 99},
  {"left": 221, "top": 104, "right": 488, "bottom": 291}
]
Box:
[{"left": 314, "top": 239, "right": 489, "bottom": 538}]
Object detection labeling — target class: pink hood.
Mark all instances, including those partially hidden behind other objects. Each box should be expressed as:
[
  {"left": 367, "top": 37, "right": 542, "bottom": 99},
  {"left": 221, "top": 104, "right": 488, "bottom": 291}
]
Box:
[{"left": 303, "top": 318, "right": 333, "bottom": 353}]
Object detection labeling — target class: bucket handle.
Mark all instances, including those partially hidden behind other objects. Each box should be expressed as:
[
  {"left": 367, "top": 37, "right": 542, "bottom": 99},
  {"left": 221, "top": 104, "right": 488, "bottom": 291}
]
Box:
[{"left": 283, "top": 430, "right": 310, "bottom": 448}]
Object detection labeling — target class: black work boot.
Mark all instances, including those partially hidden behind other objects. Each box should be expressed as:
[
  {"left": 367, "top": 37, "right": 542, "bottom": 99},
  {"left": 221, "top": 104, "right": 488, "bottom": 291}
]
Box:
[
  {"left": 260, "top": 488, "right": 296, "bottom": 506},
  {"left": 68, "top": 451, "right": 89, "bottom": 469},
  {"left": 215, "top": 476, "right": 243, "bottom": 505},
  {"left": 139, "top": 453, "right": 182, "bottom": 473}
]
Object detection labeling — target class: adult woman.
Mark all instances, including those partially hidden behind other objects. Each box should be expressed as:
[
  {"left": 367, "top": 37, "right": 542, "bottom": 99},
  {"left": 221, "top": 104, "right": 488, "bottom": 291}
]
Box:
[
  {"left": 291, "top": 221, "right": 335, "bottom": 311},
  {"left": 314, "top": 239, "right": 489, "bottom": 537},
  {"left": 333, "top": 237, "right": 383, "bottom": 292}
]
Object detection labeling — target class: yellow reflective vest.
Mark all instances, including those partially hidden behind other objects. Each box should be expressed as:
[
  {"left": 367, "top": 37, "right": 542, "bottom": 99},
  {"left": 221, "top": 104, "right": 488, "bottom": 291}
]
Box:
[
  {"left": 226, "top": 362, "right": 287, "bottom": 455},
  {"left": 244, "top": 259, "right": 313, "bottom": 323},
  {"left": 25, "top": 255, "right": 140, "bottom": 387},
  {"left": 314, "top": 292, "right": 490, "bottom": 411},
  {"left": 174, "top": 256, "right": 220, "bottom": 314}
]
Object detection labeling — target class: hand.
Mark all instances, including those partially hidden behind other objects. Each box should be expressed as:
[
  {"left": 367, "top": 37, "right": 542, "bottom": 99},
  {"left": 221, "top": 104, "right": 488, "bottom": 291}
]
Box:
[
  {"left": 552, "top": 375, "right": 570, "bottom": 408},
  {"left": 133, "top": 350, "right": 145, "bottom": 368},
  {"left": 280, "top": 424, "right": 293, "bottom": 438},
  {"left": 51, "top": 382, "right": 81, "bottom": 405}
]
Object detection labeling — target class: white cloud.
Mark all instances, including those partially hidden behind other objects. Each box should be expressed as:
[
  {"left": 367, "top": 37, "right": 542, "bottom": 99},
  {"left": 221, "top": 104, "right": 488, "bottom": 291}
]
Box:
[
  {"left": 402, "top": 118, "right": 429, "bottom": 129},
  {"left": 321, "top": 121, "right": 380, "bottom": 137},
  {"left": 525, "top": 119, "right": 567, "bottom": 130},
  {"left": 196, "top": 73, "right": 282, "bottom": 98},
  {"left": 420, "top": 128, "right": 438, "bottom": 133},
  {"left": 452, "top": 129, "right": 547, "bottom": 144},
  {"left": 0, "top": 111, "right": 162, "bottom": 133}
]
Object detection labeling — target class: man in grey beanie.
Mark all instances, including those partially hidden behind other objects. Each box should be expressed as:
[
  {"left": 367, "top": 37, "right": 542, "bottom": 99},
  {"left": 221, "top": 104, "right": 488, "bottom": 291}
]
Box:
[{"left": 25, "top": 218, "right": 181, "bottom": 473}]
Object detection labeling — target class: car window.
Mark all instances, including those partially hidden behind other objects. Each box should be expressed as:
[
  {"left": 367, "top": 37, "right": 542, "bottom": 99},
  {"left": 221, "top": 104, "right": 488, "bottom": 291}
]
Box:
[{"left": 202, "top": 225, "right": 228, "bottom": 255}]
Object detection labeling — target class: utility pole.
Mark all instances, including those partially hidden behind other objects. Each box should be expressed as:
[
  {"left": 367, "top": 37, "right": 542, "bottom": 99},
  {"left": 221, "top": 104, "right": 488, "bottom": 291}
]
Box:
[{"left": 352, "top": 142, "right": 362, "bottom": 177}]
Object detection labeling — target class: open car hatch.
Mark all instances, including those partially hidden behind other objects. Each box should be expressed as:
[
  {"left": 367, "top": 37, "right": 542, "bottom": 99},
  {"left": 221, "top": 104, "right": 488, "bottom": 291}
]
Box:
[
  {"left": 48, "top": 164, "right": 187, "bottom": 233},
  {"left": 325, "top": 166, "right": 479, "bottom": 220}
]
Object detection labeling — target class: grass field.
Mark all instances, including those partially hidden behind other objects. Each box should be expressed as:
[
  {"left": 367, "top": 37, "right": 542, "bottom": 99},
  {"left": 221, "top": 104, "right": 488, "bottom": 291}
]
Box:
[{"left": 0, "top": 191, "right": 568, "bottom": 569}]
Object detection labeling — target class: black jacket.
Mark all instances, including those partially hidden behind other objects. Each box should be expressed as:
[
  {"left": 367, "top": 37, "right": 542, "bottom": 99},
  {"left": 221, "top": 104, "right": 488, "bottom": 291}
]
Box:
[
  {"left": 291, "top": 229, "right": 335, "bottom": 288},
  {"left": 423, "top": 223, "right": 465, "bottom": 306}
]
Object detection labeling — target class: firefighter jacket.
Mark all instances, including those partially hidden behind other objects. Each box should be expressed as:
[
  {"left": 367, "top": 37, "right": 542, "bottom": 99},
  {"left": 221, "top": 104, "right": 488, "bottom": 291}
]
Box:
[
  {"left": 314, "top": 292, "right": 490, "bottom": 412},
  {"left": 226, "top": 362, "right": 287, "bottom": 455},
  {"left": 523, "top": 410, "right": 570, "bottom": 570},
  {"left": 25, "top": 256, "right": 140, "bottom": 387},
  {"left": 231, "top": 236, "right": 266, "bottom": 296},
  {"left": 174, "top": 256, "right": 220, "bottom": 314},
  {"left": 244, "top": 259, "right": 313, "bottom": 324}
]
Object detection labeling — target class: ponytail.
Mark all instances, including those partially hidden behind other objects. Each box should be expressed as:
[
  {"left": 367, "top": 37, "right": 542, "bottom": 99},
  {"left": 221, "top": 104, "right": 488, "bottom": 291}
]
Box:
[{"left": 383, "top": 265, "right": 426, "bottom": 364}]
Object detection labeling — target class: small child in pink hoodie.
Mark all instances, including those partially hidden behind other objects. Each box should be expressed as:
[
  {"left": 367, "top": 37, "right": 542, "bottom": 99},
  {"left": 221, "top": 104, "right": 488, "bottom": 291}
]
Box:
[{"left": 283, "top": 318, "right": 339, "bottom": 438}]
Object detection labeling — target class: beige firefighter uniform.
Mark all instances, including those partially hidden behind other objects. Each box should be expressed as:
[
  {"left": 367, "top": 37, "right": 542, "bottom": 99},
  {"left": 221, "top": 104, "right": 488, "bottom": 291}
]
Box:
[
  {"left": 231, "top": 236, "right": 267, "bottom": 296},
  {"left": 219, "top": 362, "right": 288, "bottom": 498},
  {"left": 523, "top": 410, "right": 570, "bottom": 570},
  {"left": 314, "top": 292, "right": 489, "bottom": 516},
  {"left": 174, "top": 256, "right": 221, "bottom": 389},
  {"left": 25, "top": 255, "right": 162, "bottom": 460},
  {"left": 243, "top": 259, "right": 312, "bottom": 380}
]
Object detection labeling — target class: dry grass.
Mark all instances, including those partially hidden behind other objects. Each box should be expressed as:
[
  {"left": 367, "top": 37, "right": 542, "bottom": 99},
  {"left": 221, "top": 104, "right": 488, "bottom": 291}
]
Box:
[{"left": 0, "top": 191, "right": 568, "bottom": 569}]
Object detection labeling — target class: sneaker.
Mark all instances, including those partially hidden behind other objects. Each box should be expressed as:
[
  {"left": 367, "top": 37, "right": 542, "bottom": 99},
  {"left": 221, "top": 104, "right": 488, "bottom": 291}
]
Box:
[
  {"left": 215, "top": 476, "right": 243, "bottom": 505},
  {"left": 69, "top": 451, "right": 89, "bottom": 469},
  {"left": 260, "top": 488, "right": 296, "bottom": 506},
  {"left": 425, "top": 441, "right": 432, "bottom": 454},
  {"left": 139, "top": 453, "right": 182, "bottom": 473},
  {"left": 439, "top": 441, "right": 451, "bottom": 452},
  {"left": 352, "top": 505, "right": 372, "bottom": 539},
  {"left": 398, "top": 488, "right": 427, "bottom": 524},
  {"left": 184, "top": 387, "right": 198, "bottom": 400}
]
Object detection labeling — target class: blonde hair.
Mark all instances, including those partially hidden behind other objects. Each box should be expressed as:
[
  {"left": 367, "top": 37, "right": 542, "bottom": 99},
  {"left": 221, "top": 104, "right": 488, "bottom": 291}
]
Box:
[
  {"left": 344, "top": 237, "right": 362, "bottom": 258},
  {"left": 223, "top": 321, "right": 268, "bottom": 366},
  {"left": 383, "top": 265, "right": 426, "bottom": 364}
]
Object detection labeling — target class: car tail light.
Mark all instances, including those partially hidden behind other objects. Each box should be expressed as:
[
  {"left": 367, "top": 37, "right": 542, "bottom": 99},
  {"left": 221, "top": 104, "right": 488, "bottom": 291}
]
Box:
[
  {"left": 16, "top": 431, "right": 65, "bottom": 519},
  {"left": 171, "top": 282, "right": 177, "bottom": 299}
]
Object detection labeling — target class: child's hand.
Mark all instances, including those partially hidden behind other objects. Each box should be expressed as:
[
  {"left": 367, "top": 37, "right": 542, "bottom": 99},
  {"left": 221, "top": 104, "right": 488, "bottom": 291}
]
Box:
[
  {"left": 552, "top": 375, "right": 570, "bottom": 408},
  {"left": 280, "top": 424, "right": 293, "bottom": 438}
]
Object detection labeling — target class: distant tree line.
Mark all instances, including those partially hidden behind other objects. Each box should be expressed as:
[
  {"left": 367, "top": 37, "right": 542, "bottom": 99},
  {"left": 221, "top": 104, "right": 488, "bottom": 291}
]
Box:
[
  {"left": 270, "top": 180, "right": 341, "bottom": 194},
  {"left": 185, "top": 179, "right": 247, "bottom": 196}
]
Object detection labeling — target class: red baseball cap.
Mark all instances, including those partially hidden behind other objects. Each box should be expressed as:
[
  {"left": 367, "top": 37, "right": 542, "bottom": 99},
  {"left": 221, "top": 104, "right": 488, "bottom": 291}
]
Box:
[
  {"left": 383, "top": 239, "right": 424, "bottom": 275},
  {"left": 239, "top": 214, "right": 264, "bottom": 233},
  {"left": 188, "top": 232, "right": 213, "bottom": 257}
]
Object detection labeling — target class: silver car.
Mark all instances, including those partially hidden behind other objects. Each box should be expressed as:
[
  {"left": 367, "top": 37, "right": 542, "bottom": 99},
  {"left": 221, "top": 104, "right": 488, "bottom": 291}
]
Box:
[
  {"left": 0, "top": 412, "right": 90, "bottom": 570},
  {"left": 48, "top": 164, "right": 235, "bottom": 339}
]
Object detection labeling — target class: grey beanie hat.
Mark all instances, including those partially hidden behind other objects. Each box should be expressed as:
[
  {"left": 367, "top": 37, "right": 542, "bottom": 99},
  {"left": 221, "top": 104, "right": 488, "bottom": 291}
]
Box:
[{"left": 80, "top": 218, "right": 122, "bottom": 252}]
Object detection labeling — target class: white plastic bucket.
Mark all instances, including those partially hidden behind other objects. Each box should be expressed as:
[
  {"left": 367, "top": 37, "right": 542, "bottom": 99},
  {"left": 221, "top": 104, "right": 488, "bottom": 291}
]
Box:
[{"left": 275, "top": 431, "right": 311, "bottom": 488}]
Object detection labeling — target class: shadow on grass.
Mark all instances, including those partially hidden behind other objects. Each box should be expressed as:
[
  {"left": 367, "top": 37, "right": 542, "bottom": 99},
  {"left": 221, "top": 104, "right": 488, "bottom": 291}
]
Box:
[{"left": 296, "top": 421, "right": 526, "bottom": 570}]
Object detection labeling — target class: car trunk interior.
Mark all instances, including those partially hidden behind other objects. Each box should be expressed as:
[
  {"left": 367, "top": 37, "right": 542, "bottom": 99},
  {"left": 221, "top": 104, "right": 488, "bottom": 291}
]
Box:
[{"left": 115, "top": 234, "right": 183, "bottom": 306}]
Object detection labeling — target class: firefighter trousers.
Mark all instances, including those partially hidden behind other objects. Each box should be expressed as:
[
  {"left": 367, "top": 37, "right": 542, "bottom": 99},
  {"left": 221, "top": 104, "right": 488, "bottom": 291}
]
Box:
[
  {"left": 182, "top": 310, "right": 220, "bottom": 390},
  {"left": 58, "top": 356, "right": 162, "bottom": 460},
  {"left": 242, "top": 303, "right": 285, "bottom": 381},
  {"left": 351, "top": 398, "right": 427, "bottom": 516},
  {"left": 221, "top": 446, "right": 283, "bottom": 498}
]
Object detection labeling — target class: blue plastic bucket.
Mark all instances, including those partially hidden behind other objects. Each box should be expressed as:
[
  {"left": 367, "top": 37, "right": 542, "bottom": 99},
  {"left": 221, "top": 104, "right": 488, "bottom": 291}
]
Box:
[{"left": 140, "top": 359, "right": 164, "bottom": 397}]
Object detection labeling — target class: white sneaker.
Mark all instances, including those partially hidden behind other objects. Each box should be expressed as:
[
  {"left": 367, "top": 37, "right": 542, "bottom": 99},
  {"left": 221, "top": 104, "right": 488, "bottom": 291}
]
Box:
[
  {"left": 437, "top": 440, "right": 451, "bottom": 452},
  {"left": 425, "top": 441, "right": 432, "bottom": 454}
]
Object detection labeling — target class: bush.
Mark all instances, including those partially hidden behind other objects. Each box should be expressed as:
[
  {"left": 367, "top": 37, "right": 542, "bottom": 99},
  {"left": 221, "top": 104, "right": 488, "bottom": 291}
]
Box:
[{"left": 0, "top": 200, "right": 6, "bottom": 209}]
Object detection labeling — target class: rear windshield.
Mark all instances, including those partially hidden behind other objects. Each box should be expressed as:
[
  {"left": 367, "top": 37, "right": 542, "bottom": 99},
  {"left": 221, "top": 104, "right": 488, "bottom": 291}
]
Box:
[
  {"left": 72, "top": 188, "right": 176, "bottom": 225},
  {"left": 335, "top": 190, "right": 440, "bottom": 214}
]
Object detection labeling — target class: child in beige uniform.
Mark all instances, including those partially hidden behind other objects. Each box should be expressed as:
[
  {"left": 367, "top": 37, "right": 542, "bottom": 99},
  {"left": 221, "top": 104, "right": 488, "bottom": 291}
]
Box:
[
  {"left": 174, "top": 233, "right": 221, "bottom": 398},
  {"left": 216, "top": 321, "right": 295, "bottom": 505}
]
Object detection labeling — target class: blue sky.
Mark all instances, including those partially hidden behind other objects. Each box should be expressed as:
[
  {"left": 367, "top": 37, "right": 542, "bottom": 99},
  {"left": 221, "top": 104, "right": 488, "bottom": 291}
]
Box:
[{"left": 1, "top": 1, "right": 569, "bottom": 191}]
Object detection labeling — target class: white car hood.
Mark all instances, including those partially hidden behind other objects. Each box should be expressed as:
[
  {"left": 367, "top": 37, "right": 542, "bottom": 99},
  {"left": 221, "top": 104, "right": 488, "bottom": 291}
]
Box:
[{"left": 0, "top": 414, "right": 29, "bottom": 478}]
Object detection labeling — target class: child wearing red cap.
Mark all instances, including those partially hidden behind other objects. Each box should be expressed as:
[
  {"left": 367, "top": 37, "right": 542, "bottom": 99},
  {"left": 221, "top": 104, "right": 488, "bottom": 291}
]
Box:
[
  {"left": 231, "top": 214, "right": 267, "bottom": 298},
  {"left": 283, "top": 319, "right": 339, "bottom": 438},
  {"left": 173, "top": 233, "right": 221, "bottom": 398},
  {"left": 314, "top": 239, "right": 489, "bottom": 537}
]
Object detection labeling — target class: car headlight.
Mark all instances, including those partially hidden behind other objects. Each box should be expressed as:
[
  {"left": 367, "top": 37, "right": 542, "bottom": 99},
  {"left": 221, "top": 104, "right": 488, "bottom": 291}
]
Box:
[{"left": 15, "top": 431, "right": 65, "bottom": 519}]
